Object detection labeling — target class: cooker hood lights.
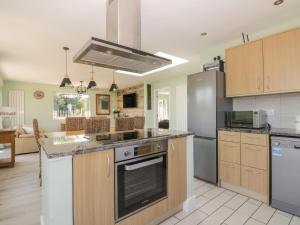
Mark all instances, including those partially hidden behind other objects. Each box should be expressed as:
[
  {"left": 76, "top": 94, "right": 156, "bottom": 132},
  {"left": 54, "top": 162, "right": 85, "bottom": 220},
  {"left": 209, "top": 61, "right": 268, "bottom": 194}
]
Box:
[{"left": 73, "top": 0, "right": 173, "bottom": 75}]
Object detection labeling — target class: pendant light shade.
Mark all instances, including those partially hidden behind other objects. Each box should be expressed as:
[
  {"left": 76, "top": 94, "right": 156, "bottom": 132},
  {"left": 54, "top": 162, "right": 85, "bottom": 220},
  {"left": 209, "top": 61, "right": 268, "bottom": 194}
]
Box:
[
  {"left": 59, "top": 47, "right": 73, "bottom": 88},
  {"left": 87, "top": 66, "right": 98, "bottom": 90},
  {"left": 109, "top": 71, "right": 119, "bottom": 92}
]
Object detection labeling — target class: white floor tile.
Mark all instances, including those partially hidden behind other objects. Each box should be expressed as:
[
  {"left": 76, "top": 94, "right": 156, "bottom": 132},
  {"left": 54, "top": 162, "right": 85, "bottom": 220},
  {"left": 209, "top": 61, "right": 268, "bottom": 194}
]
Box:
[
  {"left": 223, "top": 190, "right": 237, "bottom": 198},
  {"left": 247, "top": 198, "right": 262, "bottom": 206},
  {"left": 225, "top": 202, "right": 260, "bottom": 225},
  {"left": 176, "top": 210, "right": 208, "bottom": 225},
  {"left": 245, "top": 218, "right": 265, "bottom": 225},
  {"left": 290, "top": 216, "right": 300, "bottom": 225},
  {"left": 203, "top": 187, "right": 225, "bottom": 199},
  {"left": 200, "top": 193, "right": 233, "bottom": 215},
  {"left": 252, "top": 204, "right": 276, "bottom": 224},
  {"left": 276, "top": 210, "right": 293, "bottom": 219},
  {"left": 195, "top": 196, "right": 210, "bottom": 209},
  {"left": 193, "top": 185, "right": 213, "bottom": 197},
  {"left": 159, "top": 216, "right": 180, "bottom": 225},
  {"left": 199, "top": 206, "right": 233, "bottom": 225},
  {"left": 175, "top": 208, "right": 197, "bottom": 220},
  {"left": 224, "top": 194, "right": 248, "bottom": 210},
  {"left": 267, "top": 211, "right": 292, "bottom": 225}
]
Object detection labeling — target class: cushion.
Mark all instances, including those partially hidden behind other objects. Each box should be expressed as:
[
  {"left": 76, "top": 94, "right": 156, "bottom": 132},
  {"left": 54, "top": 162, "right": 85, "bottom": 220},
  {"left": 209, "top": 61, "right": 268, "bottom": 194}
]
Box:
[
  {"left": 22, "top": 126, "right": 34, "bottom": 134},
  {"left": 19, "top": 134, "right": 35, "bottom": 138}
]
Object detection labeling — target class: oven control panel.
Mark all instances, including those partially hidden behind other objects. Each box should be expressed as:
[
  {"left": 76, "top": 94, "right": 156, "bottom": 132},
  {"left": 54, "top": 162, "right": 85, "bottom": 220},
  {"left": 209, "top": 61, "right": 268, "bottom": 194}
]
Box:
[{"left": 115, "top": 140, "right": 168, "bottom": 162}]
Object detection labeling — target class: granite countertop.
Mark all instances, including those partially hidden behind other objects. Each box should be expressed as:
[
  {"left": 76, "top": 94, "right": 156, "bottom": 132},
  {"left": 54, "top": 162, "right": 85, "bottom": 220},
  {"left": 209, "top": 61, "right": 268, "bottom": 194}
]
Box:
[
  {"left": 218, "top": 127, "right": 300, "bottom": 138},
  {"left": 40, "top": 128, "right": 193, "bottom": 159}
]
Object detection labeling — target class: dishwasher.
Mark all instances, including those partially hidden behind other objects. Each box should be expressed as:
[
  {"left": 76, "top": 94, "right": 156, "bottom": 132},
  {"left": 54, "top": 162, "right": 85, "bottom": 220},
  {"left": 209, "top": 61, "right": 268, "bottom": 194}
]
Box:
[{"left": 271, "top": 136, "right": 300, "bottom": 216}]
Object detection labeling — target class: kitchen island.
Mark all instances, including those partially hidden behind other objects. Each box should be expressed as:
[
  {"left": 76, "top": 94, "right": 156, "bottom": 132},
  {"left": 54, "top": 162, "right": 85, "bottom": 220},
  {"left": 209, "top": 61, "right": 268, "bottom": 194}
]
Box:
[{"left": 40, "top": 129, "right": 194, "bottom": 225}]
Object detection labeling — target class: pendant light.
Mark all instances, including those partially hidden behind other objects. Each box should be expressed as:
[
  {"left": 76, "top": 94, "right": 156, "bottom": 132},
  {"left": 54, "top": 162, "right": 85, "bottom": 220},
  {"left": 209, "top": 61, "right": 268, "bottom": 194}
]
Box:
[
  {"left": 59, "top": 47, "right": 73, "bottom": 88},
  {"left": 87, "top": 65, "right": 98, "bottom": 90},
  {"left": 109, "top": 71, "right": 119, "bottom": 92},
  {"left": 76, "top": 81, "right": 87, "bottom": 95}
]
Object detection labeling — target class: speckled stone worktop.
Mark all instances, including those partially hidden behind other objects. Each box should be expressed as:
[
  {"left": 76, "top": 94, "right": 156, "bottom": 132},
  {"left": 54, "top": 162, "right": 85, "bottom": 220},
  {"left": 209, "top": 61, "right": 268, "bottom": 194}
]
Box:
[
  {"left": 39, "top": 128, "right": 194, "bottom": 159},
  {"left": 218, "top": 127, "right": 300, "bottom": 138}
]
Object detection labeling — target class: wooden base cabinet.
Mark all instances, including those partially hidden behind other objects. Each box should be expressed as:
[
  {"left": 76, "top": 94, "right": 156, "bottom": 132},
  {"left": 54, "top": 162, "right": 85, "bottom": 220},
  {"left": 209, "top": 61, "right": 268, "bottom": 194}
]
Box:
[
  {"left": 168, "top": 137, "right": 187, "bottom": 210},
  {"left": 219, "top": 161, "right": 240, "bottom": 186},
  {"left": 241, "top": 166, "right": 268, "bottom": 195},
  {"left": 73, "top": 150, "right": 114, "bottom": 225},
  {"left": 116, "top": 137, "right": 187, "bottom": 225},
  {"left": 218, "top": 131, "right": 269, "bottom": 203}
]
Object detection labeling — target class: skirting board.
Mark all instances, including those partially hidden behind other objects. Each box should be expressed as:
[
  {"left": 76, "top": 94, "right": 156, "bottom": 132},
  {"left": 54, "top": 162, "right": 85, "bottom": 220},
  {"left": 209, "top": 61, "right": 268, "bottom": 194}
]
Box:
[
  {"left": 183, "top": 195, "right": 197, "bottom": 212},
  {"left": 221, "top": 182, "right": 269, "bottom": 204}
]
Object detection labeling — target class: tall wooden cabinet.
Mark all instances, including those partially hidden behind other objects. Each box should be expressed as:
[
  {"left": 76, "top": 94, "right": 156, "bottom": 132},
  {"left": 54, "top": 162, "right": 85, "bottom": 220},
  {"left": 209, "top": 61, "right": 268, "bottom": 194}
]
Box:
[
  {"left": 168, "top": 137, "right": 187, "bottom": 210},
  {"left": 73, "top": 150, "right": 115, "bottom": 225},
  {"left": 226, "top": 40, "right": 264, "bottom": 97},
  {"left": 263, "top": 28, "right": 300, "bottom": 93}
]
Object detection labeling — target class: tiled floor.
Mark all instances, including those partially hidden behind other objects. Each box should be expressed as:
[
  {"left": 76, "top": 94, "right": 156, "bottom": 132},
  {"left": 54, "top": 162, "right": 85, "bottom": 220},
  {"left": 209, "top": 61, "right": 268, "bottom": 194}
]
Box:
[{"left": 160, "top": 179, "right": 300, "bottom": 225}]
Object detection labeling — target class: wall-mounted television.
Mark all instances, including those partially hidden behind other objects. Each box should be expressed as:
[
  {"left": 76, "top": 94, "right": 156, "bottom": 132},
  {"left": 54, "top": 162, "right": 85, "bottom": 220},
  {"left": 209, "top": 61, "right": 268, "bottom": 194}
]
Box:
[{"left": 123, "top": 93, "right": 137, "bottom": 108}]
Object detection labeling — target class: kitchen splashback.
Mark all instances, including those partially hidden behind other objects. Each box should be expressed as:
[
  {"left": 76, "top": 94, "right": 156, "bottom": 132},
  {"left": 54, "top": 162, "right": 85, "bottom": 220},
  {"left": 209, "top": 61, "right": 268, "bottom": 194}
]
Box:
[{"left": 233, "top": 93, "right": 300, "bottom": 129}]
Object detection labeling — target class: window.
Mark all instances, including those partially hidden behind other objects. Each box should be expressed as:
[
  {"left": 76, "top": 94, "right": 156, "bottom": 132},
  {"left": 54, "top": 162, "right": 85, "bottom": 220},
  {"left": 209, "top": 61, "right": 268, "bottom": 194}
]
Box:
[{"left": 53, "top": 94, "right": 90, "bottom": 119}]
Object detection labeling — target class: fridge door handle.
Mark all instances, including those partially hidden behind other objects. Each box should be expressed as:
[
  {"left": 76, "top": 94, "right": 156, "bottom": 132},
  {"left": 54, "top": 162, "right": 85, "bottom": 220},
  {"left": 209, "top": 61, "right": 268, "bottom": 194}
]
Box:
[{"left": 194, "top": 135, "right": 216, "bottom": 140}]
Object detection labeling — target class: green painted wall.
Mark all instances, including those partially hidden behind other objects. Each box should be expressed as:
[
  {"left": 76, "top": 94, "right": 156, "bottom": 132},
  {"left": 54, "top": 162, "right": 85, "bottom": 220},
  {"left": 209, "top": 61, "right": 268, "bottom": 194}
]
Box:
[{"left": 2, "top": 80, "right": 117, "bottom": 131}]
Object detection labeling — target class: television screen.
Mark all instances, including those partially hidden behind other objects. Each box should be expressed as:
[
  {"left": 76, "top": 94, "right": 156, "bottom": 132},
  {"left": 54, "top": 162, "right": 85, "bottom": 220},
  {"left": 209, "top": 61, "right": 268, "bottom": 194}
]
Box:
[{"left": 123, "top": 93, "right": 137, "bottom": 108}]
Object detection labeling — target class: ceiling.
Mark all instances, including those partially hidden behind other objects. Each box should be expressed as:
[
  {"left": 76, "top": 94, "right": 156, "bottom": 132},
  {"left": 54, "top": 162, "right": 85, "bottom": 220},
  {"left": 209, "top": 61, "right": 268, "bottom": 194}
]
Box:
[{"left": 0, "top": 0, "right": 300, "bottom": 88}]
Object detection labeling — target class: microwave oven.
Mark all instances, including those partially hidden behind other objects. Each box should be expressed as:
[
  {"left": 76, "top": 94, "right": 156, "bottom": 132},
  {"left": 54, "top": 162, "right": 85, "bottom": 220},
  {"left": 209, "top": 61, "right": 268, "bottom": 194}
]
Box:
[{"left": 226, "top": 110, "right": 267, "bottom": 129}]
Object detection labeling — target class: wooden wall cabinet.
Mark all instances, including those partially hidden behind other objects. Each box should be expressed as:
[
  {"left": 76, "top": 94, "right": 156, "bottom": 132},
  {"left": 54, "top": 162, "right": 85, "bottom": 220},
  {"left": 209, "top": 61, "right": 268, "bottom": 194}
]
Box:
[
  {"left": 226, "top": 40, "right": 264, "bottom": 97},
  {"left": 226, "top": 27, "right": 300, "bottom": 97},
  {"left": 168, "top": 137, "right": 187, "bottom": 210},
  {"left": 73, "top": 150, "right": 114, "bottom": 225},
  {"left": 263, "top": 28, "right": 300, "bottom": 93}
]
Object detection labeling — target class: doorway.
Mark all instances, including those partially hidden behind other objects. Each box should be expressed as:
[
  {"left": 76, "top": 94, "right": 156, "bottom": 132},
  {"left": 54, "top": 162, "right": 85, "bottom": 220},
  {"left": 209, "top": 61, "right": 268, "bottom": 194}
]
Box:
[{"left": 154, "top": 88, "right": 170, "bottom": 129}]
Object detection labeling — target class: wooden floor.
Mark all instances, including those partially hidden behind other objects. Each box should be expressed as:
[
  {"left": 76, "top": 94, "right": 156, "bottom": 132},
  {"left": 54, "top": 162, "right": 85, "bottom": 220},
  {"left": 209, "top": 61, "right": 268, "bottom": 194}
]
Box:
[{"left": 0, "top": 153, "right": 40, "bottom": 225}]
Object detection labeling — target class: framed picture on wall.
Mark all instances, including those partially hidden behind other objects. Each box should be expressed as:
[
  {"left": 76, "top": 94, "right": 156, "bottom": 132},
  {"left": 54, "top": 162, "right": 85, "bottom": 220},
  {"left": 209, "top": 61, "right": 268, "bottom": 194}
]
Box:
[{"left": 96, "top": 94, "right": 110, "bottom": 115}]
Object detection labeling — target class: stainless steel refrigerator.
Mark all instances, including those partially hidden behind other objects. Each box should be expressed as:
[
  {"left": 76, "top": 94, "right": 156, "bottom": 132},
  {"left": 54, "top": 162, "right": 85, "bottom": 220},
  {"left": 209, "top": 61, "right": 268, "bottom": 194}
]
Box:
[{"left": 188, "top": 71, "right": 232, "bottom": 184}]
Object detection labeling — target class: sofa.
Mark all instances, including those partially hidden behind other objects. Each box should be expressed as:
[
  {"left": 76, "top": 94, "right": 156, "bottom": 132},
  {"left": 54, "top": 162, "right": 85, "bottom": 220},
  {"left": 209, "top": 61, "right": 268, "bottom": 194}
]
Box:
[{"left": 15, "top": 125, "right": 42, "bottom": 155}]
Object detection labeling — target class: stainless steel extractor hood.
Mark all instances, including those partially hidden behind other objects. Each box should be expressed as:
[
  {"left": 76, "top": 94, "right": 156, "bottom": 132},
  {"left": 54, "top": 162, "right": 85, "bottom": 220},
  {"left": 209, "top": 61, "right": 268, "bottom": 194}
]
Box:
[{"left": 73, "top": 0, "right": 172, "bottom": 74}]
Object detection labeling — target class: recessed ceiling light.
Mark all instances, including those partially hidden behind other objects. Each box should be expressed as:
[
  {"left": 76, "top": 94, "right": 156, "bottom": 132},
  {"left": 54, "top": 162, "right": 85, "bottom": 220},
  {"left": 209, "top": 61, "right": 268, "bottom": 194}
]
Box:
[
  {"left": 201, "top": 32, "right": 208, "bottom": 36},
  {"left": 274, "top": 0, "right": 284, "bottom": 5}
]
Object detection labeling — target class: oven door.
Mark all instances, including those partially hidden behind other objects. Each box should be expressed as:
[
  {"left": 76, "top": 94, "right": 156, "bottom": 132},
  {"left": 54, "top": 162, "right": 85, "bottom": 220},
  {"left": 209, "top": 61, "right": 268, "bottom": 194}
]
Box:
[{"left": 115, "top": 152, "right": 167, "bottom": 221}]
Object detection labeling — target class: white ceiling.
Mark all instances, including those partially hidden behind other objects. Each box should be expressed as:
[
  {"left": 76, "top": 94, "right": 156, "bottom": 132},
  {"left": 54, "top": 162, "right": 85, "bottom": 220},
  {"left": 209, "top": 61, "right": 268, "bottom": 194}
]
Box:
[{"left": 0, "top": 0, "right": 300, "bottom": 88}]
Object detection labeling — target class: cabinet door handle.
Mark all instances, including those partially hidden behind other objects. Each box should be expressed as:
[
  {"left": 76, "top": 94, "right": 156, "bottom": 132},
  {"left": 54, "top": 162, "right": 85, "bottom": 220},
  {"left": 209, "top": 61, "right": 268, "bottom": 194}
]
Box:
[
  {"left": 258, "top": 79, "right": 261, "bottom": 91},
  {"left": 255, "top": 171, "right": 262, "bottom": 175},
  {"left": 106, "top": 153, "right": 110, "bottom": 178}
]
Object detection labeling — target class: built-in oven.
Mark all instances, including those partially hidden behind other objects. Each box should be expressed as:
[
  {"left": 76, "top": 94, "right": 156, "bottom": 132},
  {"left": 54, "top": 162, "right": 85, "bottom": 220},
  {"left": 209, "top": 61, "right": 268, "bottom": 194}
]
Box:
[{"left": 115, "top": 140, "right": 168, "bottom": 221}]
